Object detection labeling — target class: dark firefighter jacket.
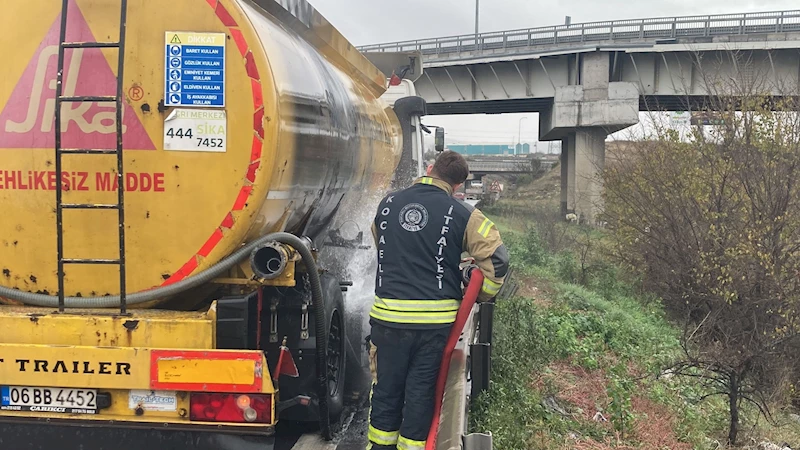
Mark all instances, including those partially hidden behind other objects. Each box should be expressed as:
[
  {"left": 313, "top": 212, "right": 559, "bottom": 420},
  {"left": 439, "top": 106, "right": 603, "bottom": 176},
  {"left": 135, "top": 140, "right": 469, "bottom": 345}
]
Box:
[{"left": 370, "top": 176, "right": 509, "bottom": 329}]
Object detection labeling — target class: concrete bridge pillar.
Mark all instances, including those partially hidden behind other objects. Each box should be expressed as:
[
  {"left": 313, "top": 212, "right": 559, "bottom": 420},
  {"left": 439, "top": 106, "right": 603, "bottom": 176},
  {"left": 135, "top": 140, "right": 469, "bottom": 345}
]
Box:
[
  {"left": 560, "top": 135, "right": 575, "bottom": 216},
  {"left": 574, "top": 129, "right": 606, "bottom": 222},
  {"left": 560, "top": 129, "right": 605, "bottom": 222},
  {"left": 541, "top": 51, "right": 640, "bottom": 223}
]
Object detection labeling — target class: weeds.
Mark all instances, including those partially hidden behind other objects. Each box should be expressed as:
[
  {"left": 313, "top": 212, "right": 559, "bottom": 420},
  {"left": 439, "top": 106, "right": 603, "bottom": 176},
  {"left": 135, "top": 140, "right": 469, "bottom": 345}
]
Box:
[
  {"left": 469, "top": 223, "right": 752, "bottom": 449},
  {"left": 607, "top": 363, "right": 635, "bottom": 439}
]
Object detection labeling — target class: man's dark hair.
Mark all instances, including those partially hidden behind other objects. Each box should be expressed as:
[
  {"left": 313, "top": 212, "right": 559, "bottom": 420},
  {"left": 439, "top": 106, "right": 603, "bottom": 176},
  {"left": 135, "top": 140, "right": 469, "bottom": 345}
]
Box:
[{"left": 431, "top": 151, "right": 470, "bottom": 186}]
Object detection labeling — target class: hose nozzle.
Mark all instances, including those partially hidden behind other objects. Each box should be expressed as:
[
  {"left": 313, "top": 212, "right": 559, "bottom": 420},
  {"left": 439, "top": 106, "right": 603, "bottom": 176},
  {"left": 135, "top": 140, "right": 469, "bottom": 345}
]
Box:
[{"left": 461, "top": 264, "right": 480, "bottom": 284}]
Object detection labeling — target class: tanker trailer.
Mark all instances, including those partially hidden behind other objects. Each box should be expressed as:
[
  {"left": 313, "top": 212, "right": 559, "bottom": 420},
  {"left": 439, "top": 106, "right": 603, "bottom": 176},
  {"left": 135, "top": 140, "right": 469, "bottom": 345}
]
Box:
[{"left": 0, "top": 0, "right": 429, "bottom": 448}]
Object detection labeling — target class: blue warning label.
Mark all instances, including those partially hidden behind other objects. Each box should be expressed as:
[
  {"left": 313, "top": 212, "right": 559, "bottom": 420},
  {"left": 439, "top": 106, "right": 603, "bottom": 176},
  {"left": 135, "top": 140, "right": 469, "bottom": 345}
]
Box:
[{"left": 164, "top": 32, "right": 226, "bottom": 108}]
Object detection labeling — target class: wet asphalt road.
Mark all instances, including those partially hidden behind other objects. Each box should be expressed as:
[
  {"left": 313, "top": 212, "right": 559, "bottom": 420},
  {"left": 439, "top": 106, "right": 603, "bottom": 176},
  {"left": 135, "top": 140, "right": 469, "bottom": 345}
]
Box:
[
  {"left": 332, "top": 405, "right": 370, "bottom": 450},
  {"left": 274, "top": 404, "right": 369, "bottom": 450}
]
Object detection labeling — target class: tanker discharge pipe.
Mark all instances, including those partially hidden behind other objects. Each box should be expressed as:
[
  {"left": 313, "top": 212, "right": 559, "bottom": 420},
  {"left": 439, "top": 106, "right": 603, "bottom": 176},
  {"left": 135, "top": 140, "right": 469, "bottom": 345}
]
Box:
[{"left": 250, "top": 242, "right": 292, "bottom": 280}]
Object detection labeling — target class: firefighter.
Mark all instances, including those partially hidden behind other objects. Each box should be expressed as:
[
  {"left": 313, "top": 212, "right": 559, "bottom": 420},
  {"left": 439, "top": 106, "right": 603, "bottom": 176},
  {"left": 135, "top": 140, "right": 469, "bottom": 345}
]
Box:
[{"left": 367, "top": 151, "right": 509, "bottom": 450}]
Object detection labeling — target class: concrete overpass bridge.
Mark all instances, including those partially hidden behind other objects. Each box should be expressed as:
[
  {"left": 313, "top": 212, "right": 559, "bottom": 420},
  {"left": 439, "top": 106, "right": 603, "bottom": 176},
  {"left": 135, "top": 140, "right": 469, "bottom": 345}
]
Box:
[
  {"left": 467, "top": 159, "right": 558, "bottom": 176},
  {"left": 360, "top": 10, "right": 800, "bottom": 222}
]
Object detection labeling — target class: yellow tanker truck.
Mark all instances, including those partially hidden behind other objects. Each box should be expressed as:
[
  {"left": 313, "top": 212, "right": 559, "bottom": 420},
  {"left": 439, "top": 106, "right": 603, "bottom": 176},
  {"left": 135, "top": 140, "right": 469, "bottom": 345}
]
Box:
[{"left": 0, "top": 0, "right": 437, "bottom": 447}]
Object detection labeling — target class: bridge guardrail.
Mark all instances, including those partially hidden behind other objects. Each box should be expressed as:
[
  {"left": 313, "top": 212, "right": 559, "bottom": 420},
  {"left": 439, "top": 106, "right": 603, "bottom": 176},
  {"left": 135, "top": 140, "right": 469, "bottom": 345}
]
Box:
[{"left": 358, "top": 10, "right": 800, "bottom": 56}]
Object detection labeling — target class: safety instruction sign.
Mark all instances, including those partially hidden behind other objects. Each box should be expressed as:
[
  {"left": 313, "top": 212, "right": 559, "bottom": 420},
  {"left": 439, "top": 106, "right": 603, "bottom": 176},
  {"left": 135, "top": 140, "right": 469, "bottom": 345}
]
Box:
[
  {"left": 164, "top": 32, "right": 226, "bottom": 108},
  {"left": 163, "top": 109, "right": 227, "bottom": 152}
]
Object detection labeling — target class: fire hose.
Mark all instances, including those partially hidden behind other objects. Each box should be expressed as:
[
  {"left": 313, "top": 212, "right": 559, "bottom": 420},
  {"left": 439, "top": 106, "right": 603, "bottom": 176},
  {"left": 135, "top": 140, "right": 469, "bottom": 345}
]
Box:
[{"left": 425, "top": 267, "right": 484, "bottom": 450}]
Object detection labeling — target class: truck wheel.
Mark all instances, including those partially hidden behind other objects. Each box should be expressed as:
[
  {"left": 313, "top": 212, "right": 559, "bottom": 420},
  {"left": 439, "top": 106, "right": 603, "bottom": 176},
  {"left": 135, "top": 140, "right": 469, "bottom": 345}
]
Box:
[{"left": 321, "top": 274, "right": 346, "bottom": 421}]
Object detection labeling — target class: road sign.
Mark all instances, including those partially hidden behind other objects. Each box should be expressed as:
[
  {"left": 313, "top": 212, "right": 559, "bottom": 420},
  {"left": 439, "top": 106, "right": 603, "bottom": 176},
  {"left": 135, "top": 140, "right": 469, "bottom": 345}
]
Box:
[{"left": 164, "top": 32, "right": 226, "bottom": 108}]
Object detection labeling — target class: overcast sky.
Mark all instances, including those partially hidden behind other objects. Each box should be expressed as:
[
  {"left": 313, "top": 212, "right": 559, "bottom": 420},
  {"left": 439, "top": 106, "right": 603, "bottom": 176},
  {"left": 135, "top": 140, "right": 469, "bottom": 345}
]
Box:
[{"left": 311, "top": 0, "right": 797, "bottom": 146}]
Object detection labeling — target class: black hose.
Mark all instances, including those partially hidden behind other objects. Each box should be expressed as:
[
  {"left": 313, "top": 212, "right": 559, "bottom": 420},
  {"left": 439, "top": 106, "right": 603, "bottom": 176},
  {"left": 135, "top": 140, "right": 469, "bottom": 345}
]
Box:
[
  {"left": 271, "top": 234, "right": 331, "bottom": 440},
  {"left": 1, "top": 232, "right": 296, "bottom": 308}
]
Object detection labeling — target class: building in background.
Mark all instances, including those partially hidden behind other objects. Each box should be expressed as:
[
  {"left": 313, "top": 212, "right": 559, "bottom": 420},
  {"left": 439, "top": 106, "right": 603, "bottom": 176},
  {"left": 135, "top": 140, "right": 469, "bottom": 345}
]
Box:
[
  {"left": 447, "top": 142, "right": 564, "bottom": 156},
  {"left": 448, "top": 143, "right": 532, "bottom": 156},
  {"left": 515, "top": 143, "right": 533, "bottom": 155}
]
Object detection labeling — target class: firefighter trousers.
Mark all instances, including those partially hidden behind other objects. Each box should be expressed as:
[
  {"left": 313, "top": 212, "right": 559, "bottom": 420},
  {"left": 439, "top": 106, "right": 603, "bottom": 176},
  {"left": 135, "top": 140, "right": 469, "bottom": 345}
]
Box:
[{"left": 367, "top": 322, "right": 450, "bottom": 450}]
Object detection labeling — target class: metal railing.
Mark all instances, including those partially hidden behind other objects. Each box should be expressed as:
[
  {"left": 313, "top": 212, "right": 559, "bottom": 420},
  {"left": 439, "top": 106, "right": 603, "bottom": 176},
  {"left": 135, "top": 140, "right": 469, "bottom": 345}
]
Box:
[
  {"left": 358, "top": 10, "right": 800, "bottom": 56},
  {"left": 437, "top": 303, "right": 482, "bottom": 450}
]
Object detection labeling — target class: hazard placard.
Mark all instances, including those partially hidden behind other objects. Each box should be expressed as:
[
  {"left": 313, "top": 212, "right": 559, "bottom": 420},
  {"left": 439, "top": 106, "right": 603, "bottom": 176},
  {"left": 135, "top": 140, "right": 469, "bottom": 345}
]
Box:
[
  {"left": 164, "top": 32, "right": 226, "bottom": 108},
  {"left": 163, "top": 109, "right": 226, "bottom": 153}
]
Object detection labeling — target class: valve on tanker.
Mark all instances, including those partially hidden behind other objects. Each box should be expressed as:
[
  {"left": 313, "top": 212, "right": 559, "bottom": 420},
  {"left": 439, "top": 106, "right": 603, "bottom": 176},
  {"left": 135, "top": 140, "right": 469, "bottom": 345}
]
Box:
[{"left": 250, "top": 242, "right": 292, "bottom": 280}]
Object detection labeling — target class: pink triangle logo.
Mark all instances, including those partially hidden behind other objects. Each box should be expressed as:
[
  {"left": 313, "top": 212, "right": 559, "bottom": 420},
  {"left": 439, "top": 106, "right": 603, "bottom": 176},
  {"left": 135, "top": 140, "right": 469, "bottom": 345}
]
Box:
[{"left": 0, "top": 0, "right": 155, "bottom": 150}]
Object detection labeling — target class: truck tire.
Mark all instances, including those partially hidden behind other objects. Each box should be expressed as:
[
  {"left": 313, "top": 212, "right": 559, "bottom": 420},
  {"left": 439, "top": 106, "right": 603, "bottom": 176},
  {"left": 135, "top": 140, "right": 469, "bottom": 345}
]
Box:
[{"left": 320, "top": 274, "right": 346, "bottom": 421}]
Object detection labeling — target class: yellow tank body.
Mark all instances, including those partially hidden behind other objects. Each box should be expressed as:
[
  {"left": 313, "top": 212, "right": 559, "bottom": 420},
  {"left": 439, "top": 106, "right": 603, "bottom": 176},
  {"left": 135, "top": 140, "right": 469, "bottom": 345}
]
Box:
[{"left": 0, "top": 0, "right": 402, "bottom": 303}]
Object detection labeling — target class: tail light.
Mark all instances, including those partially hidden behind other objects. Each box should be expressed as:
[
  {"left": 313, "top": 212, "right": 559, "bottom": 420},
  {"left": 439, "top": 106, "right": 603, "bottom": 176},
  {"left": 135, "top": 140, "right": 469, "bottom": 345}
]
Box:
[{"left": 189, "top": 393, "right": 273, "bottom": 424}]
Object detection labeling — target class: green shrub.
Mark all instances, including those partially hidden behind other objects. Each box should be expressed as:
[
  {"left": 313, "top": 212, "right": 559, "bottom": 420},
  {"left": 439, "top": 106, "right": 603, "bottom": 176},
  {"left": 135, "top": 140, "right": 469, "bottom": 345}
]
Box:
[
  {"left": 608, "top": 363, "right": 635, "bottom": 438},
  {"left": 505, "top": 228, "right": 548, "bottom": 268},
  {"left": 516, "top": 174, "right": 533, "bottom": 186},
  {"left": 552, "top": 251, "right": 578, "bottom": 284}
]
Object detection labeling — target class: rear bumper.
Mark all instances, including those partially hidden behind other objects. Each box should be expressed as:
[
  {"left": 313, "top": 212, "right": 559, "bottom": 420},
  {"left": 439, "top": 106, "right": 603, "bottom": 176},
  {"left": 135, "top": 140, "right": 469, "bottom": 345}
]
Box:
[{"left": 0, "top": 418, "right": 275, "bottom": 450}]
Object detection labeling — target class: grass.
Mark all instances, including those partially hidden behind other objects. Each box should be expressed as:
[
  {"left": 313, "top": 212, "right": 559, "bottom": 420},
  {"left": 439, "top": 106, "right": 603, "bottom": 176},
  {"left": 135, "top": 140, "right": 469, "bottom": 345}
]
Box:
[
  {"left": 468, "top": 173, "right": 800, "bottom": 449},
  {"left": 469, "top": 271, "right": 701, "bottom": 449}
]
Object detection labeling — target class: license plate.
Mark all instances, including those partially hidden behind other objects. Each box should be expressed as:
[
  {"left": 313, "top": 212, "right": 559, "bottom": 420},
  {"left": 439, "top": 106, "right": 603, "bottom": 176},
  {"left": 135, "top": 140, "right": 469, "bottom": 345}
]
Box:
[{"left": 1, "top": 386, "right": 97, "bottom": 414}]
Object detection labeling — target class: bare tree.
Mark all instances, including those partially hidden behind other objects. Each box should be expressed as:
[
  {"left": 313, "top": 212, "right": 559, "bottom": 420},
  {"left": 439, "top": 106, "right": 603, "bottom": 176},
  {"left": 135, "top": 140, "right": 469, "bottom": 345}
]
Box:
[{"left": 603, "top": 55, "right": 800, "bottom": 445}]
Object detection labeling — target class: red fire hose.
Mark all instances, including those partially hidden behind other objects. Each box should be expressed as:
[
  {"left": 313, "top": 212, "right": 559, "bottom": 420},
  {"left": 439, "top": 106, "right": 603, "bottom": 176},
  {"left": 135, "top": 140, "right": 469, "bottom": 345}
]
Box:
[{"left": 425, "top": 268, "right": 484, "bottom": 450}]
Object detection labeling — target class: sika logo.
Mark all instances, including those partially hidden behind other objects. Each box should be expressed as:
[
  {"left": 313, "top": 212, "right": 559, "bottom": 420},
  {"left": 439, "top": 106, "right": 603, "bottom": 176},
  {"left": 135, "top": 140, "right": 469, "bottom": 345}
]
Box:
[{"left": 0, "top": 0, "right": 155, "bottom": 150}]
